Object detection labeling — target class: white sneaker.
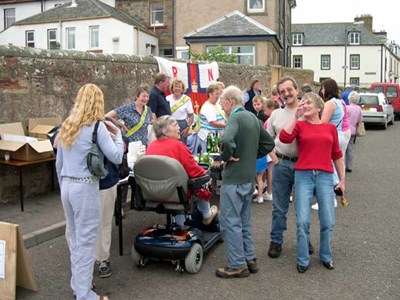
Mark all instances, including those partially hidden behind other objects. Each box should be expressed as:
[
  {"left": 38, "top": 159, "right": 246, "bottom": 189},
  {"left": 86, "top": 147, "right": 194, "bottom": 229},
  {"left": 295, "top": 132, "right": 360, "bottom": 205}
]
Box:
[
  {"left": 289, "top": 195, "right": 294, "bottom": 202},
  {"left": 263, "top": 192, "right": 273, "bottom": 201},
  {"left": 312, "top": 198, "right": 337, "bottom": 211},
  {"left": 253, "top": 188, "right": 258, "bottom": 196},
  {"left": 253, "top": 196, "right": 264, "bottom": 204}
]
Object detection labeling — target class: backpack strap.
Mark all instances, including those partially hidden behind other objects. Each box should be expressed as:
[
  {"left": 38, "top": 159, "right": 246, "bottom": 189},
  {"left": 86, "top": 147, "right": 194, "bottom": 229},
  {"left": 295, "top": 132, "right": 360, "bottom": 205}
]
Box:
[{"left": 92, "top": 120, "right": 101, "bottom": 143}]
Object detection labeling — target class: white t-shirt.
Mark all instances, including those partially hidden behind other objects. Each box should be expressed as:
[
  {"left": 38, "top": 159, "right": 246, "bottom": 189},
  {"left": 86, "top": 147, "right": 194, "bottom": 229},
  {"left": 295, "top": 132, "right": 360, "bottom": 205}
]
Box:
[{"left": 166, "top": 94, "right": 194, "bottom": 121}]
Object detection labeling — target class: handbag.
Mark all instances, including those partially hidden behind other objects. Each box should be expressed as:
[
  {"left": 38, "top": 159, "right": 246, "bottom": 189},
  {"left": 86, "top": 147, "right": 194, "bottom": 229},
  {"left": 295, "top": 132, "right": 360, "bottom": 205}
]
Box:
[
  {"left": 87, "top": 120, "right": 108, "bottom": 177},
  {"left": 356, "top": 121, "right": 366, "bottom": 137}
]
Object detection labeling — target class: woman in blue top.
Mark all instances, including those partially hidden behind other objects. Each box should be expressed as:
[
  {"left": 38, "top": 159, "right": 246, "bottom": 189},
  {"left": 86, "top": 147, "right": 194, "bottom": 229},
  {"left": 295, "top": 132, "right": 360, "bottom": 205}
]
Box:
[
  {"left": 56, "top": 83, "right": 123, "bottom": 300},
  {"left": 320, "top": 79, "right": 344, "bottom": 150},
  {"left": 313, "top": 79, "right": 345, "bottom": 210},
  {"left": 105, "top": 86, "right": 153, "bottom": 146}
]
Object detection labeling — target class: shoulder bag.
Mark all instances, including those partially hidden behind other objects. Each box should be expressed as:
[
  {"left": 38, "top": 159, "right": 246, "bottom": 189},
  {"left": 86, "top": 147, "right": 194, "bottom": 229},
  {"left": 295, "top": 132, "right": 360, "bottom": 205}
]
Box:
[{"left": 87, "top": 120, "right": 108, "bottom": 177}]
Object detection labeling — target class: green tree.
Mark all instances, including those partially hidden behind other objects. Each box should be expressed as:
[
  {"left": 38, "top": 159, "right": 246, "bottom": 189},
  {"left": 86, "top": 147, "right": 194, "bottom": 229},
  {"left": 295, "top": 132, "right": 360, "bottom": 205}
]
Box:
[{"left": 189, "top": 46, "right": 237, "bottom": 63}]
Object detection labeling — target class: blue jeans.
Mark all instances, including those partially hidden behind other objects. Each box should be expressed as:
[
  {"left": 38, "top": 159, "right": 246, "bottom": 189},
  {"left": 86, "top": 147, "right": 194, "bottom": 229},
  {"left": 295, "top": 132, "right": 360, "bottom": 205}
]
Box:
[
  {"left": 220, "top": 183, "right": 255, "bottom": 269},
  {"left": 294, "top": 170, "right": 335, "bottom": 267},
  {"left": 270, "top": 159, "right": 295, "bottom": 244}
]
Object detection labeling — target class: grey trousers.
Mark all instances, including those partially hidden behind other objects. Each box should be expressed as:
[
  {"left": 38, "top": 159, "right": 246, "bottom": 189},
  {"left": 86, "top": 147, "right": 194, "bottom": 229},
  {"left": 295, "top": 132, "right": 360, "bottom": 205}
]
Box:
[{"left": 61, "top": 180, "right": 100, "bottom": 300}]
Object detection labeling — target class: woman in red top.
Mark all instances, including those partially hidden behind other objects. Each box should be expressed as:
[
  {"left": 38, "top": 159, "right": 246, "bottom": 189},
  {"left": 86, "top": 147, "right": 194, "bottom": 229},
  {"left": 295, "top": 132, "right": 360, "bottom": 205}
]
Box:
[
  {"left": 279, "top": 92, "right": 345, "bottom": 273},
  {"left": 146, "top": 115, "right": 218, "bottom": 225}
]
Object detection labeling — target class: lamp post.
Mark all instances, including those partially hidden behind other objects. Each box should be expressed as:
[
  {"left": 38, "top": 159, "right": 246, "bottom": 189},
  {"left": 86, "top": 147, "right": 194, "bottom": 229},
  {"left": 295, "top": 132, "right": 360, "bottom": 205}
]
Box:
[{"left": 343, "top": 21, "right": 364, "bottom": 87}]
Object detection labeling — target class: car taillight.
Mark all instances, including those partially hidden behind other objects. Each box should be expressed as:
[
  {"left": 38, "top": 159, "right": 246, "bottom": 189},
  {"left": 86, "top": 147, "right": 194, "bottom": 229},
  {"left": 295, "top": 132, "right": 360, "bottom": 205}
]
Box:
[{"left": 377, "top": 105, "right": 383, "bottom": 112}]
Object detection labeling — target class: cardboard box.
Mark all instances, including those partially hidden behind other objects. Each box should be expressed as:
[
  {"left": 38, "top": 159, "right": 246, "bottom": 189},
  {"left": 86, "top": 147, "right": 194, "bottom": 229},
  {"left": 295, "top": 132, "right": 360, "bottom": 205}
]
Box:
[
  {"left": 0, "top": 122, "right": 54, "bottom": 161},
  {"left": 28, "top": 117, "right": 62, "bottom": 140}
]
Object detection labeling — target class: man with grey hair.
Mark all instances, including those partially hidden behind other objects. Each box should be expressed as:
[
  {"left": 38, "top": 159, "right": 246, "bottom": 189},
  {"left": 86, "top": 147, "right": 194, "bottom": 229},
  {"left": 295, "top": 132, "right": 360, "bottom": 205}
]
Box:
[{"left": 216, "top": 85, "right": 274, "bottom": 278}]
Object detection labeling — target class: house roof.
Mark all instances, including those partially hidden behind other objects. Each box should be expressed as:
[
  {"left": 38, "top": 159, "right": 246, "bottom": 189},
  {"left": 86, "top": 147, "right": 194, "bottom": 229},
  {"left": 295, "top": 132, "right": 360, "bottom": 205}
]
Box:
[
  {"left": 14, "top": 0, "right": 155, "bottom": 36},
  {"left": 0, "top": 0, "right": 36, "bottom": 3},
  {"left": 292, "top": 22, "right": 387, "bottom": 46},
  {"left": 185, "top": 10, "right": 277, "bottom": 42}
]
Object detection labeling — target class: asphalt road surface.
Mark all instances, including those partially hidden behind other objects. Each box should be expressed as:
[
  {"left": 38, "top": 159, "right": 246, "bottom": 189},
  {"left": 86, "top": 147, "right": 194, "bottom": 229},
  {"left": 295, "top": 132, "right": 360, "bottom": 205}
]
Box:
[{"left": 17, "top": 122, "right": 400, "bottom": 300}]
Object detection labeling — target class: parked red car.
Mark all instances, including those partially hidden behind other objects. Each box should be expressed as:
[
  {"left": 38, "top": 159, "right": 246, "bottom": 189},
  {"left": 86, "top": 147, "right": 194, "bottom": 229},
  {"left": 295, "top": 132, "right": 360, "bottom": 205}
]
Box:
[{"left": 369, "top": 83, "right": 400, "bottom": 118}]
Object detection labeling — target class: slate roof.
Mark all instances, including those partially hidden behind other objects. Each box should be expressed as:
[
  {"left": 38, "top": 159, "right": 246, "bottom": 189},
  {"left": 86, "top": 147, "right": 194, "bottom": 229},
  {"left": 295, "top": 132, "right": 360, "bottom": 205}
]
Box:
[
  {"left": 14, "top": 0, "right": 155, "bottom": 36},
  {"left": 185, "top": 10, "right": 277, "bottom": 41},
  {"left": 292, "top": 23, "right": 387, "bottom": 46}
]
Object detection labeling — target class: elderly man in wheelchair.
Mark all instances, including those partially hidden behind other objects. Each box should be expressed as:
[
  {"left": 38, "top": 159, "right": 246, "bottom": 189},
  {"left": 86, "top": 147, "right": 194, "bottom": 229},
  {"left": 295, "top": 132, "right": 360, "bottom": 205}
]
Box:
[{"left": 131, "top": 115, "right": 220, "bottom": 273}]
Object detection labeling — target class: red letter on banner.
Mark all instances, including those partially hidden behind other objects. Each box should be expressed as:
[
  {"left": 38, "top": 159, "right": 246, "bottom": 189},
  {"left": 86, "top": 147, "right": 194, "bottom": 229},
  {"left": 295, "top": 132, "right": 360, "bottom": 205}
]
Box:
[
  {"left": 208, "top": 68, "right": 214, "bottom": 81},
  {"left": 172, "top": 66, "right": 178, "bottom": 78}
]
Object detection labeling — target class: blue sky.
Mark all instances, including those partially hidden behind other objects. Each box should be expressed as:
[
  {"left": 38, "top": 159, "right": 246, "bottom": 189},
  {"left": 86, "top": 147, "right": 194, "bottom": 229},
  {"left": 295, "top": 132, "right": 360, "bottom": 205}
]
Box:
[{"left": 292, "top": 0, "right": 400, "bottom": 44}]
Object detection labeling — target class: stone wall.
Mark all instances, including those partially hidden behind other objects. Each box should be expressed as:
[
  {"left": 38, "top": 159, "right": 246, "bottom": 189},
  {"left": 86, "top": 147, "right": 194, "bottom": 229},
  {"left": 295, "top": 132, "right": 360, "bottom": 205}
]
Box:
[{"left": 0, "top": 45, "right": 313, "bottom": 203}]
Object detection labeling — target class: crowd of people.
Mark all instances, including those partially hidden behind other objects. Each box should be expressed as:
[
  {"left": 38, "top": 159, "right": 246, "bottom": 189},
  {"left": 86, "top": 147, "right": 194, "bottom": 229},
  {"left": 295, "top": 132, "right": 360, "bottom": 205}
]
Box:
[{"left": 55, "top": 72, "right": 364, "bottom": 298}]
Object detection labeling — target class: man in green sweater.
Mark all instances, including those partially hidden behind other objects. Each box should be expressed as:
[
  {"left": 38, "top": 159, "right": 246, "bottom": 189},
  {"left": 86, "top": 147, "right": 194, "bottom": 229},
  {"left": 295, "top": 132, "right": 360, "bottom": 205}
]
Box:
[{"left": 216, "top": 85, "right": 275, "bottom": 278}]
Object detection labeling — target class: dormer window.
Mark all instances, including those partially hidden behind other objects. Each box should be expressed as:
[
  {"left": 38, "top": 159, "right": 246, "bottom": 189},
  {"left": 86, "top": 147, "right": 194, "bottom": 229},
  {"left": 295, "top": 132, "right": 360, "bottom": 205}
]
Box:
[
  {"left": 247, "top": 0, "right": 265, "bottom": 13},
  {"left": 348, "top": 32, "right": 360, "bottom": 45},
  {"left": 292, "top": 33, "right": 303, "bottom": 46}
]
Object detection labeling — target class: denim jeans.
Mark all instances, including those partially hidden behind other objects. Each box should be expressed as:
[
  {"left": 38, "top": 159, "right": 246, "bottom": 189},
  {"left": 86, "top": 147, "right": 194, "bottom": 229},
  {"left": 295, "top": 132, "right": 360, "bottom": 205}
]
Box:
[
  {"left": 220, "top": 183, "right": 255, "bottom": 269},
  {"left": 270, "top": 159, "right": 295, "bottom": 244},
  {"left": 294, "top": 170, "right": 335, "bottom": 267},
  {"left": 345, "top": 135, "right": 356, "bottom": 170}
]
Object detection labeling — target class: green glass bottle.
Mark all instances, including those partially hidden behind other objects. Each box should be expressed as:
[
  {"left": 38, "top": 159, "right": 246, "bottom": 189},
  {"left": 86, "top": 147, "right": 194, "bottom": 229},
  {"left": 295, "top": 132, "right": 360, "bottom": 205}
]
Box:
[{"left": 206, "top": 132, "right": 213, "bottom": 153}]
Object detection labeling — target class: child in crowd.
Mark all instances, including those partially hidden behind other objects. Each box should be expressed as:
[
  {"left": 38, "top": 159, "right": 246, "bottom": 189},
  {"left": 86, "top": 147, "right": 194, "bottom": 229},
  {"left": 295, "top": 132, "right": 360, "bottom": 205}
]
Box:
[
  {"left": 252, "top": 96, "right": 275, "bottom": 203},
  {"left": 252, "top": 95, "right": 268, "bottom": 123},
  {"left": 263, "top": 98, "right": 280, "bottom": 127}
]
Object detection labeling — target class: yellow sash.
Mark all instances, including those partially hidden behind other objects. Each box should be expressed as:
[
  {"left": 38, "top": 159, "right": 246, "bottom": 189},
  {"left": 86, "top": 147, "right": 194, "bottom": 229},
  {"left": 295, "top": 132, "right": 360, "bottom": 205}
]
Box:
[
  {"left": 211, "top": 103, "right": 227, "bottom": 121},
  {"left": 125, "top": 106, "right": 148, "bottom": 138},
  {"left": 171, "top": 95, "right": 190, "bottom": 114}
]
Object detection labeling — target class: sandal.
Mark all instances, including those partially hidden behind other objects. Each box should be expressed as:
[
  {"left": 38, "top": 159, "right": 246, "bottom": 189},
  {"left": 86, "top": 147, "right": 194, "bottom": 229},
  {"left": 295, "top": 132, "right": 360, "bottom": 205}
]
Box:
[{"left": 98, "top": 296, "right": 109, "bottom": 300}]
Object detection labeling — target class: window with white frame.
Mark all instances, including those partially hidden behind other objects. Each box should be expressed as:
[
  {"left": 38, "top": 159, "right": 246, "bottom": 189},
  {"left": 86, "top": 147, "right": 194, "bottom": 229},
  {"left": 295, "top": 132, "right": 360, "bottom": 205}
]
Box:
[
  {"left": 321, "top": 55, "right": 330, "bottom": 70},
  {"left": 66, "top": 28, "right": 76, "bottom": 49},
  {"left": 292, "top": 33, "right": 303, "bottom": 46},
  {"left": 26, "top": 31, "right": 35, "bottom": 48},
  {"left": 4, "top": 8, "right": 15, "bottom": 29},
  {"left": 293, "top": 55, "right": 302, "bottom": 69},
  {"left": 350, "top": 54, "right": 360, "bottom": 70},
  {"left": 206, "top": 45, "right": 255, "bottom": 65},
  {"left": 176, "top": 47, "right": 190, "bottom": 60},
  {"left": 348, "top": 32, "right": 360, "bottom": 45},
  {"left": 90, "top": 26, "right": 99, "bottom": 48},
  {"left": 48, "top": 29, "right": 58, "bottom": 49},
  {"left": 150, "top": 2, "right": 164, "bottom": 26},
  {"left": 247, "top": 0, "right": 265, "bottom": 13}
]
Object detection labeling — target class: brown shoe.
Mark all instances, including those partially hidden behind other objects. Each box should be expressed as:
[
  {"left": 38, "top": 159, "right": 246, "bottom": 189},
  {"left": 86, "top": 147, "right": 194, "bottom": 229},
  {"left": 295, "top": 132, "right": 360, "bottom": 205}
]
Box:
[
  {"left": 203, "top": 205, "right": 218, "bottom": 225},
  {"left": 246, "top": 258, "right": 258, "bottom": 273},
  {"left": 215, "top": 266, "right": 249, "bottom": 278}
]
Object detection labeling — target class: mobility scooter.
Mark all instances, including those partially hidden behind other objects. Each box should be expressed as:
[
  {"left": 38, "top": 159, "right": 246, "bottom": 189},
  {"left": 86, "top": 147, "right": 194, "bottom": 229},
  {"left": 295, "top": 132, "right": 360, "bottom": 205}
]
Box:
[{"left": 130, "top": 155, "right": 221, "bottom": 274}]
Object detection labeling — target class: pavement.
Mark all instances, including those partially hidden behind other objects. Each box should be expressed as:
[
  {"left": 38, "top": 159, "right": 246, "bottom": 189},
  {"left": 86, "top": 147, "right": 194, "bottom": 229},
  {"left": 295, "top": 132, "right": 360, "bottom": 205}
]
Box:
[
  {"left": 2, "top": 123, "right": 400, "bottom": 300},
  {"left": 0, "top": 191, "right": 66, "bottom": 249}
]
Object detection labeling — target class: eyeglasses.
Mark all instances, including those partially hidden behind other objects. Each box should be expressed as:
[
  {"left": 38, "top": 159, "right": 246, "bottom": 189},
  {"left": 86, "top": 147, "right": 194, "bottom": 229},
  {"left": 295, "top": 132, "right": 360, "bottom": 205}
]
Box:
[{"left": 279, "top": 87, "right": 294, "bottom": 94}]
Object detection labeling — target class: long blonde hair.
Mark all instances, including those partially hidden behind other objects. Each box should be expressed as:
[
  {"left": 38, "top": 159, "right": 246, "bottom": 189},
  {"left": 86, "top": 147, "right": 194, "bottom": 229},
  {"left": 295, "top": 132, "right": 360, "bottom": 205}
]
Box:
[{"left": 60, "top": 83, "right": 105, "bottom": 148}]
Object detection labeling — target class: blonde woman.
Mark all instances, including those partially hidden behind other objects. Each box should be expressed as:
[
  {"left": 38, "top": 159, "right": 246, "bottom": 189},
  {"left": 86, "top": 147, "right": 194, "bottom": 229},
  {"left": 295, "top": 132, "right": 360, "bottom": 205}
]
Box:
[
  {"left": 166, "top": 78, "right": 194, "bottom": 144},
  {"left": 56, "top": 83, "right": 123, "bottom": 300}
]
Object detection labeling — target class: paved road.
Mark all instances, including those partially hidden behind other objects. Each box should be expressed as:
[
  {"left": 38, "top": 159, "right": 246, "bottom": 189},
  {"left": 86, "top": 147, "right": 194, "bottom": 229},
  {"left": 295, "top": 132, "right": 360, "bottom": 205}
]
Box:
[{"left": 17, "top": 122, "right": 400, "bottom": 300}]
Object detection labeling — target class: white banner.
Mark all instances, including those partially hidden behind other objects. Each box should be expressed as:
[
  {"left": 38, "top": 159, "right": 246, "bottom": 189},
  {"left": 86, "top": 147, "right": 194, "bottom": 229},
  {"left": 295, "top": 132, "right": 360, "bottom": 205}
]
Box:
[{"left": 154, "top": 56, "right": 219, "bottom": 89}]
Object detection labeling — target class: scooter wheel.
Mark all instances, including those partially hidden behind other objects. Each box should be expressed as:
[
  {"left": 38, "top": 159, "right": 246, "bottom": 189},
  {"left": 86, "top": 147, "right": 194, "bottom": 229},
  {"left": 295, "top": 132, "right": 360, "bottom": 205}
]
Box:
[{"left": 184, "top": 243, "right": 203, "bottom": 274}]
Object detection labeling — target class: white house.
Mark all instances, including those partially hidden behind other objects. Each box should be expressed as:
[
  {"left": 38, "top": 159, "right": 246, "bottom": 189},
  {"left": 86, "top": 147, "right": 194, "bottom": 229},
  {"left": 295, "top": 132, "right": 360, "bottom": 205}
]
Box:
[
  {"left": 0, "top": 0, "right": 116, "bottom": 32},
  {"left": 0, "top": 0, "right": 158, "bottom": 56},
  {"left": 291, "top": 15, "right": 400, "bottom": 88}
]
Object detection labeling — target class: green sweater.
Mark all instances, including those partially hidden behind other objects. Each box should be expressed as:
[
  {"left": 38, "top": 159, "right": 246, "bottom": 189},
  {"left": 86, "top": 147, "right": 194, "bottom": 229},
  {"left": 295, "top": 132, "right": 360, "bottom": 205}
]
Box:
[{"left": 220, "top": 107, "right": 275, "bottom": 185}]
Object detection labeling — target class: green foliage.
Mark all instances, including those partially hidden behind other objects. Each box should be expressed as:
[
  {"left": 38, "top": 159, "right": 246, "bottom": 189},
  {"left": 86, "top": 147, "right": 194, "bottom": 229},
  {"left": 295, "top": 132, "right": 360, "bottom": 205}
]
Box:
[{"left": 189, "top": 46, "right": 237, "bottom": 63}]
